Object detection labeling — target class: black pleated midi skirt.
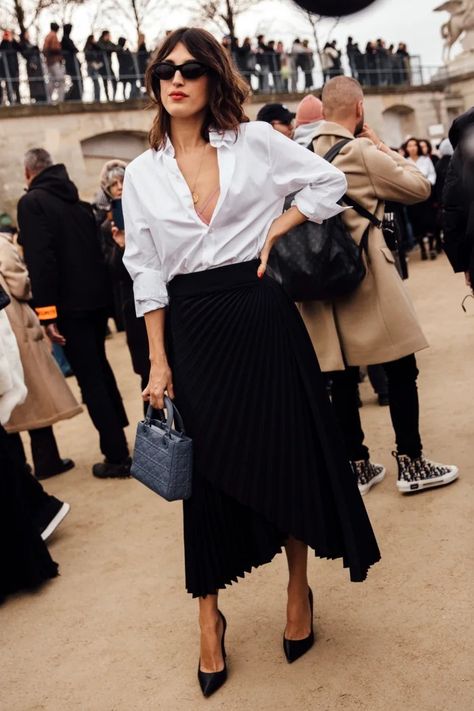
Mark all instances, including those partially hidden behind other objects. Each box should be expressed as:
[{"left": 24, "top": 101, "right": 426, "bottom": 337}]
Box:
[{"left": 167, "top": 260, "right": 380, "bottom": 598}]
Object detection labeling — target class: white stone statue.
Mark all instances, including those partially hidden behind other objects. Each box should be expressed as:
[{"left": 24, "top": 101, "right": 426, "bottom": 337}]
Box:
[{"left": 435, "top": 0, "right": 474, "bottom": 61}]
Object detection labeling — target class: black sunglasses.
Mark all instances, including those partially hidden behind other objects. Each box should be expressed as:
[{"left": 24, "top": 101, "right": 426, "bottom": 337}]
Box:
[{"left": 152, "top": 61, "right": 210, "bottom": 81}]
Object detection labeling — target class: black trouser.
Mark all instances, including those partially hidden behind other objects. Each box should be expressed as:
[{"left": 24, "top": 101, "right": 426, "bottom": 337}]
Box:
[
  {"left": 2, "top": 427, "right": 52, "bottom": 518},
  {"left": 329, "top": 354, "right": 422, "bottom": 461},
  {"left": 9, "top": 427, "right": 62, "bottom": 478},
  {"left": 367, "top": 364, "right": 389, "bottom": 397},
  {"left": 58, "top": 309, "right": 129, "bottom": 463}
]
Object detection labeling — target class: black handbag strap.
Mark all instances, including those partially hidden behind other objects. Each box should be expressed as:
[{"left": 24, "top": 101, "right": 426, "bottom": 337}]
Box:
[{"left": 320, "top": 137, "right": 383, "bottom": 240}]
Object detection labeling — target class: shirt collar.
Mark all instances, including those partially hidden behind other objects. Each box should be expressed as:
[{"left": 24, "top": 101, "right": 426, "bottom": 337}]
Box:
[
  {"left": 209, "top": 129, "right": 236, "bottom": 149},
  {"left": 161, "top": 129, "right": 236, "bottom": 158}
]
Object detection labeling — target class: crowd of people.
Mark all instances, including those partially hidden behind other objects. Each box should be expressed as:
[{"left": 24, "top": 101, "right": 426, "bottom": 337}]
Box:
[
  {"left": 0, "top": 23, "right": 415, "bottom": 106},
  {"left": 345, "top": 37, "right": 411, "bottom": 86},
  {"left": 1, "top": 26, "right": 471, "bottom": 699},
  {"left": 0, "top": 24, "right": 150, "bottom": 105}
]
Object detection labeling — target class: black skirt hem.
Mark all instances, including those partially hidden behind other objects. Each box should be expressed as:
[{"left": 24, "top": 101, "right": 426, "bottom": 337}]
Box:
[{"left": 186, "top": 493, "right": 377, "bottom": 599}]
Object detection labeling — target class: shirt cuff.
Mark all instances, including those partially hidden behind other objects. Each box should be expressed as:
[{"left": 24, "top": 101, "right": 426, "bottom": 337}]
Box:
[
  {"left": 133, "top": 269, "right": 169, "bottom": 316},
  {"left": 292, "top": 189, "right": 348, "bottom": 223}
]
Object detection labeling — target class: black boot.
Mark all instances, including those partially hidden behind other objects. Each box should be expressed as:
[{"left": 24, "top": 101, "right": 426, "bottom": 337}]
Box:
[{"left": 92, "top": 457, "right": 131, "bottom": 478}]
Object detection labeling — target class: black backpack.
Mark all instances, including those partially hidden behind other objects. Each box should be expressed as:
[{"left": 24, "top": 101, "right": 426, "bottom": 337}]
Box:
[{"left": 268, "top": 138, "right": 381, "bottom": 301}]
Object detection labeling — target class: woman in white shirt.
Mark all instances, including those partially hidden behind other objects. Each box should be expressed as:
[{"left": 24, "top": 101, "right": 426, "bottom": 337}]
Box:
[
  {"left": 122, "top": 27, "right": 380, "bottom": 697},
  {"left": 403, "top": 137, "right": 437, "bottom": 259}
]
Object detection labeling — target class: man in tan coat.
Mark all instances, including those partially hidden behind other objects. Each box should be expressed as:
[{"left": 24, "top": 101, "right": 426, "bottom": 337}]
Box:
[{"left": 299, "top": 76, "right": 458, "bottom": 494}]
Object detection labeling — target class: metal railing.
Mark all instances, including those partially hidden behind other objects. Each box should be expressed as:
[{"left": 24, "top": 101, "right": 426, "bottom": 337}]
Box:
[{"left": 0, "top": 49, "right": 445, "bottom": 108}]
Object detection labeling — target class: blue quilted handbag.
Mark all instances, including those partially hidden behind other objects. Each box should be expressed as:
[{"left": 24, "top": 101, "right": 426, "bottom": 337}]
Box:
[{"left": 131, "top": 396, "right": 193, "bottom": 501}]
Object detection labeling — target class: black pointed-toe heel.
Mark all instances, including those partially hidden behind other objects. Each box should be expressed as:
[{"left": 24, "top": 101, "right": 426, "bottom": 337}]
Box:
[
  {"left": 283, "top": 587, "right": 315, "bottom": 664},
  {"left": 198, "top": 610, "right": 228, "bottom": 698}
]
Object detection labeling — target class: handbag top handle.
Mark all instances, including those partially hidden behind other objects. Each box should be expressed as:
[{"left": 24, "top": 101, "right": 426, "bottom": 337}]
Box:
[{"left": 146, "top": 396, "right": 186, "bottom": 434}]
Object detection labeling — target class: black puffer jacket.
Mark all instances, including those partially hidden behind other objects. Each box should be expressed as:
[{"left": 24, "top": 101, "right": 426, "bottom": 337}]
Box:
[
  {"left": 442, "top": 108, "right": 474, "bottom": 284},
  {"left": 17, "top": 164, "right": 109, "bottom": 321}
]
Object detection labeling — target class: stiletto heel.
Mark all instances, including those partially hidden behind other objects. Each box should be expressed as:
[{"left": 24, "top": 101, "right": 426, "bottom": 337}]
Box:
[
  {"left": 283, "top": 587, "right": 315, "bottom": 663},
  {"left": 198, "top": 610, "right": 228, "bottom": 697}
]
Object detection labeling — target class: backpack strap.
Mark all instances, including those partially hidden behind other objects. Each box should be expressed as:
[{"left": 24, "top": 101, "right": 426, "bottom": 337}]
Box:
[
  {"left": 343, "top": 197, "right": 382, "bottom": 229},
  {"left": 319, "top": 137, "right": 383, "bottom": 234},
  {"left": 322, "top": 138, "right": 353, "bottom": 163}
]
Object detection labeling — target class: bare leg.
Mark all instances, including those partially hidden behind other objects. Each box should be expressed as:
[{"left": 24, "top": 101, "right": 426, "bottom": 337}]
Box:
[
  {"left": 198, "top": 594, "right": 225, "bottom": 673},
  {"left": 285, "top": 536, "right": 311, "bottom": 640}
]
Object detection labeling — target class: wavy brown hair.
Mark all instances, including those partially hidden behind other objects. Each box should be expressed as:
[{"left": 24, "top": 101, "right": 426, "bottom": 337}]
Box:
[
  {"left": 402, "top": 137, "right": 422, "bottom": 158},
  {"left": 146, "top": 27, "right": 250, "bottom": 151}
]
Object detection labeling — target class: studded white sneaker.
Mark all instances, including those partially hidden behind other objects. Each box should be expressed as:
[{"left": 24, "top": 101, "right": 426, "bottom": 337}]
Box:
[
  {"left": 351, "top": 459, "right": 386, "bottom": 496},
  {"left": 394, "top": 452, "right": 459, "bottom": 493}
]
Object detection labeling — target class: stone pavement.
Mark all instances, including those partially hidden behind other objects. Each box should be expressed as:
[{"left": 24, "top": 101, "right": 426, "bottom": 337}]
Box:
[{"left": 1, "top": 253, "right": 473, "bottom": 711}]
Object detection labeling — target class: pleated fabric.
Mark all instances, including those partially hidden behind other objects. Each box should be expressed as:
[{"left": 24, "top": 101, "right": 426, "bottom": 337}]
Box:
[{"left": 167, "top": 260, "right": 380, "bottom": 598}]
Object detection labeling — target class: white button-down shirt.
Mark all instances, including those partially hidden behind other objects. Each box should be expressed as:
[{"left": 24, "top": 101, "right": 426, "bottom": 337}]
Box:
[{"left": 122, "top": 121, "right": 347, "bottom": 315}]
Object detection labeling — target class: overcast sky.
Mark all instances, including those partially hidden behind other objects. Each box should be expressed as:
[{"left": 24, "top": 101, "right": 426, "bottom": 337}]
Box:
[{"left": 40, "top": 0, "right": 455, "bottom": 68}]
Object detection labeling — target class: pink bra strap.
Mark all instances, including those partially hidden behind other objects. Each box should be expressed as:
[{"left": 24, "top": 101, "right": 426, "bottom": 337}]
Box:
[{"left": 197, "top": 187, "right": 220, "bottom": 223}]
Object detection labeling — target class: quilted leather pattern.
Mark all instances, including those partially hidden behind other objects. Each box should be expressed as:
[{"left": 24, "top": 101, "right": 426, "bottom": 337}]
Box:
[
  {"left": 131, "top": 415, "right": 193, "bottom": 501},
  {"left": 269, "top": 196, "right": 367, "bottom": 301}
]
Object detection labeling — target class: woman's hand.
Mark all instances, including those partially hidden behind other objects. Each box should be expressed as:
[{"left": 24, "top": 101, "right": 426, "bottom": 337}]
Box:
[
  {"left": 111, "top": 224, "right": 125, "bottom": 249},
  {"left": 258, "top": 219, "right": 281, "bottom": 278},
  {"left": 258, "top": 206, "right": 308, "bottom": 278},
  {"left": 143, "top": 358, "right": 175, "bottom": 410}
]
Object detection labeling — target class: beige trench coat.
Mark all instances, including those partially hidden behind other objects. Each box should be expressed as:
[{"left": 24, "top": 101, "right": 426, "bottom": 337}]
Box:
[
  {"left": 299, "top": 122, "right": 430, "bottom": 372},
  {"left": 0, "top": 231, "right": 82, "bottom": 432}
]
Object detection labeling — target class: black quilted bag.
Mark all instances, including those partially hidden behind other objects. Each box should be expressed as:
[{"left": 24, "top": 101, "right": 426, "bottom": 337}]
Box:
[
  {"left": 268, "top": 139, "right": 381, "bottom": 302},
  {"left": 131, "top": 397, "right": 193, "bottom": 501}
]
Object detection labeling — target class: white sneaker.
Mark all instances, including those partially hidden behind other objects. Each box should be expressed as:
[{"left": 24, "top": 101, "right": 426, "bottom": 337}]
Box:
[
  {"left": 40, "top": 501, "right": 71, "bottom": 541},
  {"left": 351, "top": 460, "right": 386, "bottom": 495},
  {"left": 394, "top": 453, "right": 459, "bottom": 493}
]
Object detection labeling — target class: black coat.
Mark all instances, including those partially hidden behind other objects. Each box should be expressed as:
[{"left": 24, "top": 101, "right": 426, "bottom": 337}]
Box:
[
  {"left": 137, "top": 42, "right": 149, "bottom": 76},
  {"left": 0, "top": 39, "right": 21, "bottom": 78},
  {"left": 443, "top": 108, "right": 474, "bottom": 284},
  {"left": 96, "top": 39, "right": 118, "bottom": 76},
  {"left": 61, "top": 34, "right": 81, "bottom": 75},
  {"left": 17, "top": 164, "right": 109, "bottom": 321},
  {"left": 19, "top": 39, "right": 47, "bottom": 101},
  {"left": 117, "top": 47, "right": 135, "bottom": 80},
  {"left": 434, "top": 155, "right": 451, "bottom": 204},
  {"left": 101, "top": 221, "right": 149, "bottom": 381}
]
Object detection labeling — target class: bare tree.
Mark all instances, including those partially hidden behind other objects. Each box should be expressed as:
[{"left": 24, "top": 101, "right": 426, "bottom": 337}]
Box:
[
  {"left": 50, "top": 0, "right": 89, "bottom": 25},
  {"left": 1, "top": 0, "right": 86, "bottom": 35},
  {"left": 101, "top": 0, "right": 168, "bottom": 40},
  {"left": 192, "top": 0, "right": 257, "bottom": 38},
  {"left": 1, "top": 0, "right": 54, "bottom": 34},
  {"left": 304, "top": 10, "right": 323, "bottom": 63},
  {"left": 300, "top": 9, "right": 340, "bottom": 69}
]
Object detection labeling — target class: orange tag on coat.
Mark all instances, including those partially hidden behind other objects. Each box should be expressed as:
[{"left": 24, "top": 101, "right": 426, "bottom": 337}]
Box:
[{"left": 35, "top": 305, "right": 58, "bottom": 320}]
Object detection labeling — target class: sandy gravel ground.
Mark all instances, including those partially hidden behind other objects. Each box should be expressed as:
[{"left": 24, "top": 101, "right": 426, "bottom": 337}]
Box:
[{"left": 1, "top": 254, "right": 473, "bottom": 711}]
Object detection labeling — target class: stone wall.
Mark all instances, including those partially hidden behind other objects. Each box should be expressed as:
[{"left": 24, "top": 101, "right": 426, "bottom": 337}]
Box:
[{"left": 1, "top": 75, "right": 472, "bottom": 219}]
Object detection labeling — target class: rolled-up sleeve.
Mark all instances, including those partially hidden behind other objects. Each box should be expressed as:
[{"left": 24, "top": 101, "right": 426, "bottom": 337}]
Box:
[
  {"left": 122, "top": 169, "right": 169, "bottom": 315},
  {"left": 266, "top": 123, "right": 347, "bottom": 223}
]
